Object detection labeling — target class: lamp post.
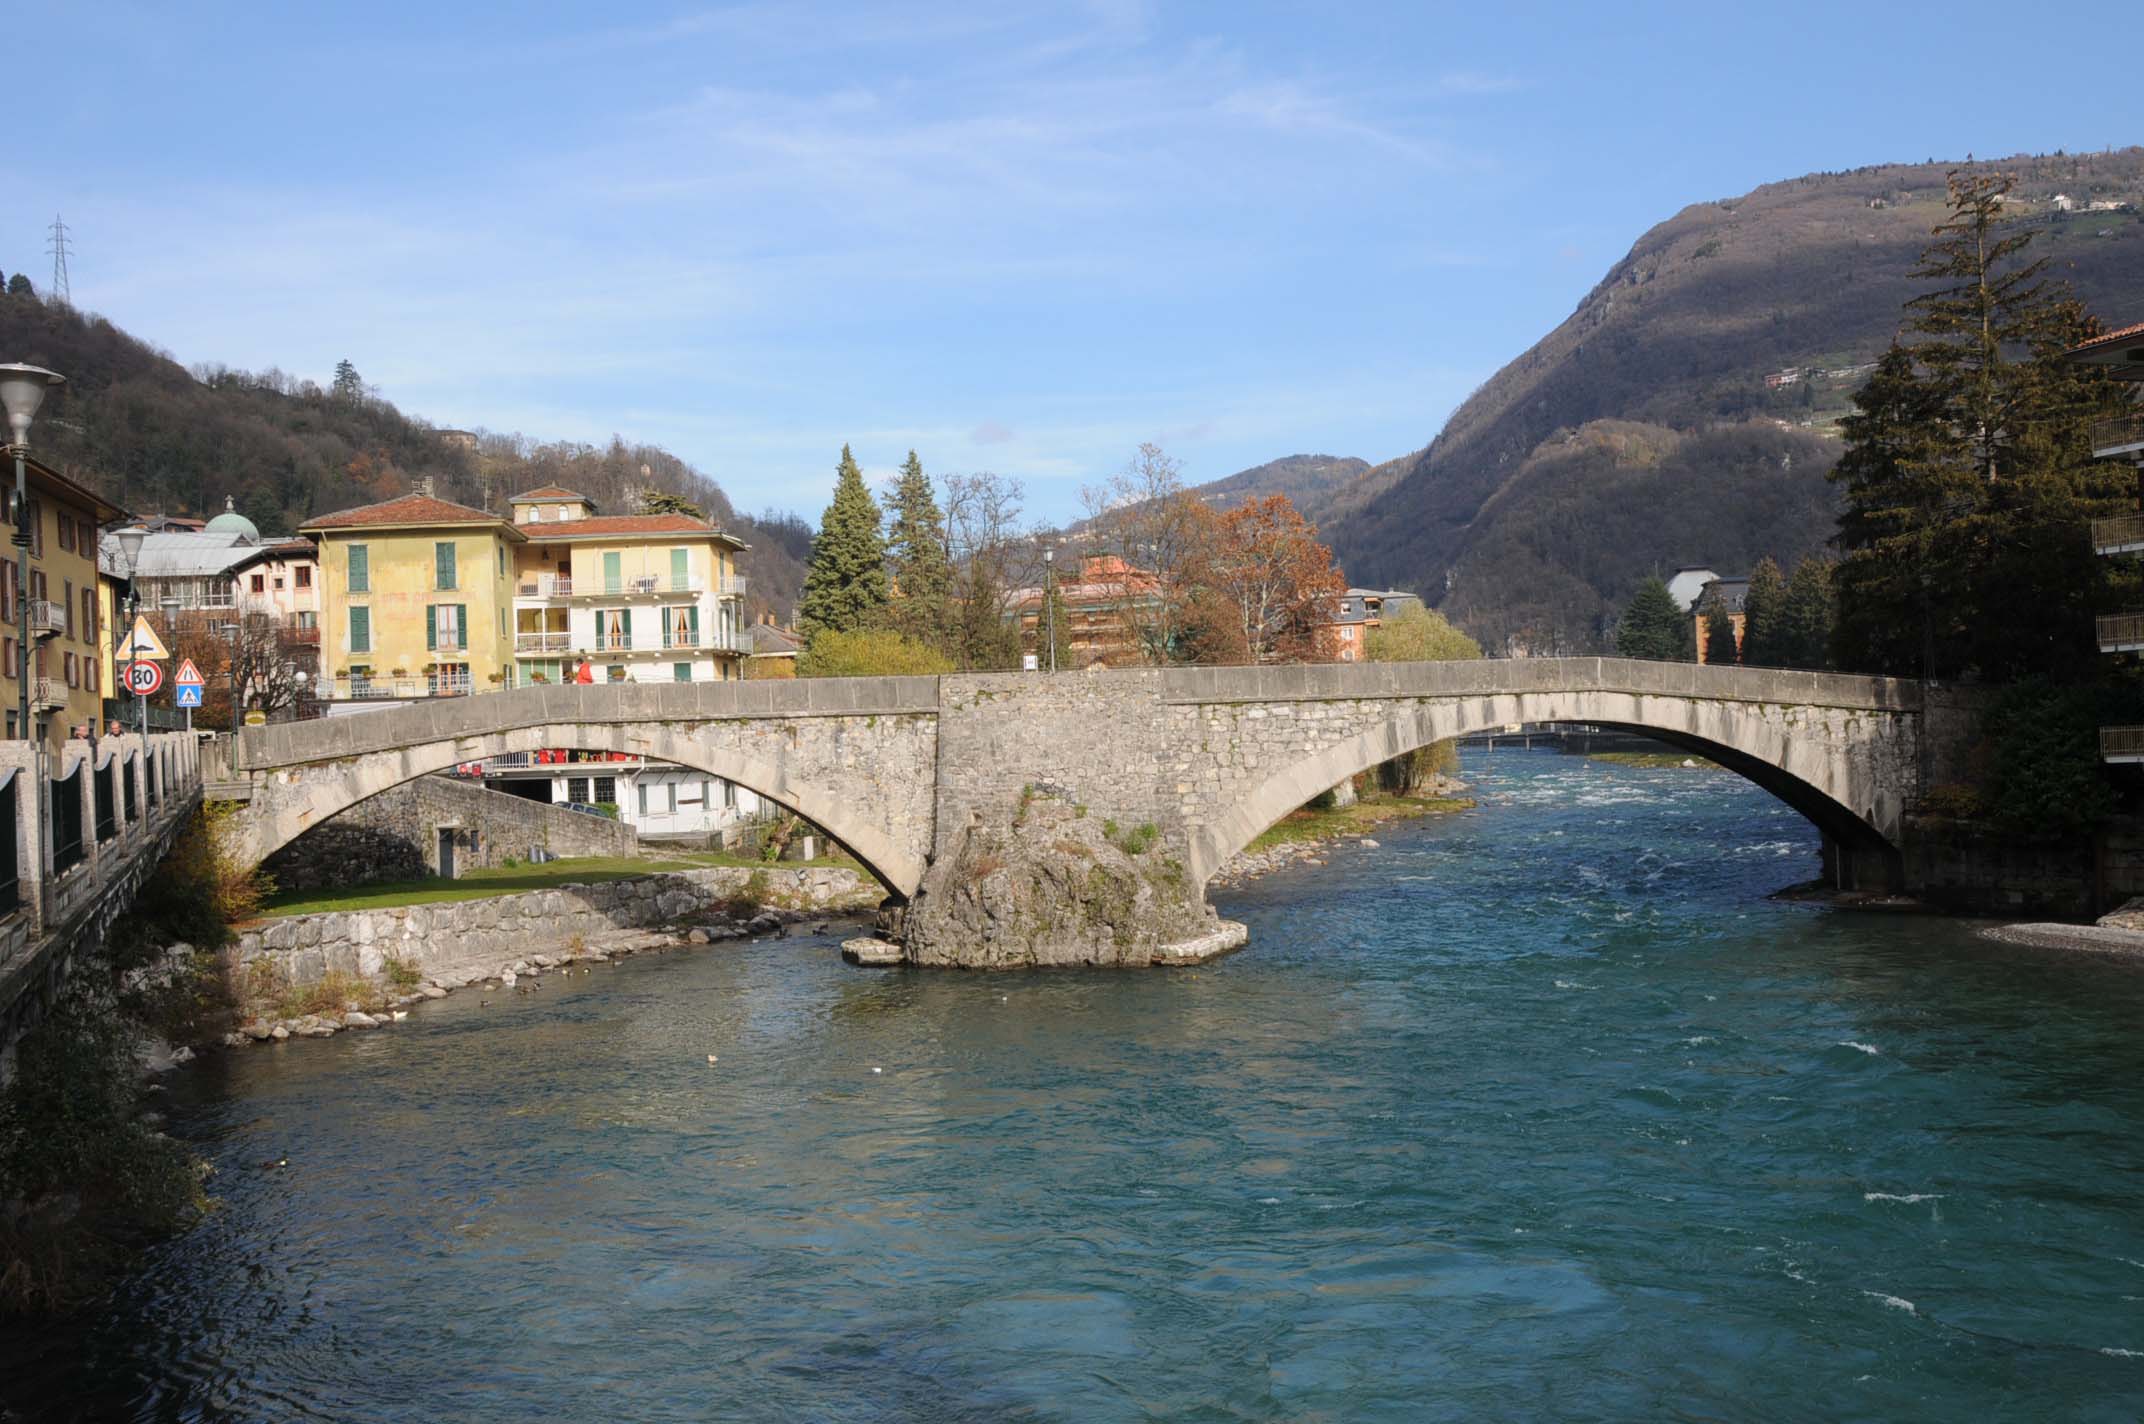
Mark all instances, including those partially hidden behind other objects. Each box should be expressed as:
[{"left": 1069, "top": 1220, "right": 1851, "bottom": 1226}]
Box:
[
  {"left": 1042, "top": 545, "right": 1056, "bottom": 675},
  {"left": 115, "top": 525, "right": 147, "bottom": 748},
  {"left": 0, "top": 365, "right": 64, "bottom": 746},
  {"left": 160, "top": 596, "right": 184, "bottom": 734}
]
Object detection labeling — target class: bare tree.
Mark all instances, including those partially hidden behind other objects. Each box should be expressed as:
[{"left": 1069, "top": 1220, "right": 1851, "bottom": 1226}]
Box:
[
  {"left": 1077, "top": 442, "right": 1210, "bottom": 663},
  {"left": 941, "top": 471, "right": 1027, "bottom": 670},
  {"left": 171, "top": 609, "right": 312, "bottom": 728}
]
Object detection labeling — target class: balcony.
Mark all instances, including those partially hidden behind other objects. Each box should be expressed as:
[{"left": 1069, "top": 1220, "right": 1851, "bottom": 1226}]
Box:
[
  {"left": 516, "top": 575, "right": 574, "bottom": 600},
  {"left": 428, "top": 670, "right": 473, "bottom": 697},
  {"left": 2091, "top": 410, "right": 2144, "bottom": 461},
  {"left": 593, "top": 575, "right": 700, "bottom": 598},
  {"left": 285, "top": 624, "right": 321, "bottom": 645},
  {"left": 2103, "top": 726, "right": 2144, "bottom": 763},
  {"left": 515, "top": 630, "right": 572, "bottom": 654},
  {"left": 31, "top": 677, "right": 66, "bottom": 710},
  {"left": 714, "top": 575, "right": 749, "bottom": 598},
  {"left": 2100, "top": 613, "right": 2144, "bottom": 653},
  {"left": 27, "top": 600, "right": 63, "bottom": 639},
  {"left": 2091, "top": 513, "right": 2144, "bottom": 556}
]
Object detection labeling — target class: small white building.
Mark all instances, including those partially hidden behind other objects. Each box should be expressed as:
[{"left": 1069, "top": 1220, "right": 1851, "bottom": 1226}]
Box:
[{"left": 457, "top": 750, "right": 770, "bottom": 842}]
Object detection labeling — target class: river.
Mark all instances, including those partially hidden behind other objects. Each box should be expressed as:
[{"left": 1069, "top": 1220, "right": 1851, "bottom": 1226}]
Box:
[{"left": 9, "top": 749, "right": 2144, "bottom": 1421}]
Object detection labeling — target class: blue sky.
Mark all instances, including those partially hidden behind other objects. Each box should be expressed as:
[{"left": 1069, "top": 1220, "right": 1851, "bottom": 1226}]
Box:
[{"left": 12, "top": 2, "right": 2139, "bottom": 522}]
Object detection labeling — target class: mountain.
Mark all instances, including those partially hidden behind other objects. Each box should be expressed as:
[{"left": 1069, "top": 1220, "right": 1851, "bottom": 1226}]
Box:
[
  {"left": 1184, "top": 454, "right": 1370, "bottom": 515},
  {"left": 1320, "top": 149, "right": 2144, "bottom": 651},
  {"left": 0, "top": 291, "right": 807, "bottom": 620}
]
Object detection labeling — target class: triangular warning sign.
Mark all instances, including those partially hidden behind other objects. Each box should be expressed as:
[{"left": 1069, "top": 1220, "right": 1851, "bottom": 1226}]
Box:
[
  {"left": 174, "top": 657, "right": 205, "bottom": 686},
  {"left": 122, "top": 615, "right": 171, "bottom": 661}
]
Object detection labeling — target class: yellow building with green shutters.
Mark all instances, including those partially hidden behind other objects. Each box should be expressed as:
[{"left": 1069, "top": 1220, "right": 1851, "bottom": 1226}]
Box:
[
  {"left": 300, "top": 493, "right": 522, "bottom": 700},
  {"left": 303, "top": 487, "right": 748, "bottom": 702}
]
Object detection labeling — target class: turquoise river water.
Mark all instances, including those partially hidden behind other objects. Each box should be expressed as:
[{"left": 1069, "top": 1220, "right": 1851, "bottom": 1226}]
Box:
[{"left": 8, "top": 749, "right": 2144, "bottom": 1421}]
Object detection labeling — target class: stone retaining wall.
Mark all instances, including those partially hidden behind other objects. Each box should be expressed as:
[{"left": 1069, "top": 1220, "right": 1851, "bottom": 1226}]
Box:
[
  {"left": 263, "top": 775, "right": 638, "bottom": 890},
  {"left": 231, "top": 864, "right": 875, "bottom": 990}
]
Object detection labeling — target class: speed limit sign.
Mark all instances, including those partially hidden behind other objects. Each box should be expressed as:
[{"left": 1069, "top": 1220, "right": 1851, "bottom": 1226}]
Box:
[{"left": 122, "top": 660, "right": 165, "bottom": 696}]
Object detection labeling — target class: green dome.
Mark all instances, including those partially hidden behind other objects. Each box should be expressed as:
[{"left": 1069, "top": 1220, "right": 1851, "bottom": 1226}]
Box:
[{"left": 205, "top": 495, "right": 259, "bottom": 542}]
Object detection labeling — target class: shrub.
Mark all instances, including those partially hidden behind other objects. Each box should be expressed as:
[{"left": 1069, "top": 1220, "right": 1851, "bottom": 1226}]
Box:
[
  {"left": 1107, "top": 821, "right": 1159, "bottom": 856},
  {"left": 1985, "top": 679, "right": 2116, "bottom": 842},
  {"left": 797, "top": 627, "right": 954, "bottom": 678},
  {"left": 382, "top": 956, "right": 424, "bottom": 992}
]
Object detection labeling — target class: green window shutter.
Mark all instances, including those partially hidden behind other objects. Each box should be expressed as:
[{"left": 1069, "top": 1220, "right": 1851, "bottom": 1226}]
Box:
[
  {"left": 426, "top": 605, "right": 438, "bottom": 651},
  {"left": 619, "top": 608, "right": 633, "bottom": 645},
  {"left": 673, "top": 662, "right": 691, "bottom": 683},
  {"left": 670, "top": 547, "right": 688, "bottom": 589},
  {"left": 348, "top": 544, "right": 369, "bottom": 593},
  {"left": 689, "top": 605, "right": 701, "bottom": 637},
  {"left": 457, "top": 604, "right": 468, "bottom": 648},
  {"left": 350, "top": 607, "right": 370, "bottom": 653},
  {"left": 435, "top": 541, "right": 456, "bottom": 590},
  {"left": 603, "top": 551, "right": 621, "bottom": 592}
]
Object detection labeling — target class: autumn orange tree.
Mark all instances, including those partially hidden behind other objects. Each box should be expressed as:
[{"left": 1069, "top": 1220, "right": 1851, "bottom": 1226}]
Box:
[{"left": 1193, "top": 495, "right": 1346, "bottom": 664}]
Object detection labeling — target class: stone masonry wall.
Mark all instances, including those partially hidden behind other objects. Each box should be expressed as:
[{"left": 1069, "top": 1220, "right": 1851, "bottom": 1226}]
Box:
[
  {"left": 262, "top": 775, "right": 637, "bottom": 890},
  {"left": 231, "top": 864, "right": 876, "bottom": 990}
]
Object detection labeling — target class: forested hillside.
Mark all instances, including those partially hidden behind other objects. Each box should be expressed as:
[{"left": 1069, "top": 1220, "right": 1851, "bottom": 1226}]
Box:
[
  {"left": 0, "top": 289, "right": 806, "bottom": 620},
  {"left": 1319, "top": 148, "right": 2144, "bottom": 651},
  {"left": 1183, "top": 454, "right": 1369, "bottom": 515}
]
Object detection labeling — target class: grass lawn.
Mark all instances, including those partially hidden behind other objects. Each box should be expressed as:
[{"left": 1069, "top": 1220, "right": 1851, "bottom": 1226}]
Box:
[
  {"left": 1244, "top": 793, "right": 1472, "bottom": 854},
  {"left": 255, "top": 849, "right": 855, "bottom": 918}
]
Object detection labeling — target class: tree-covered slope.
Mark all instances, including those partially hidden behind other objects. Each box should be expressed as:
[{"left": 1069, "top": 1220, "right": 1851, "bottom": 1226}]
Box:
[
  {"left": 1322, "top": 149, "right": 2144, "bottom": 650},
  {"left": 0, "top": 290, "right": 806, "bottom": 619}
]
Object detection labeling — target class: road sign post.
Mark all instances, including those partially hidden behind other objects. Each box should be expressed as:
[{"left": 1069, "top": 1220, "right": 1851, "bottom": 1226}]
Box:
[{"left": 174, "top": 657, "right": 205, "bottom": 736}]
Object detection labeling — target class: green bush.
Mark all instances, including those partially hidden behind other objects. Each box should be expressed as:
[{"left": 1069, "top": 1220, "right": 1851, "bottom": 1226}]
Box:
[{"left": 1985, "top": 679, "right": 2117, "bottom": 842}]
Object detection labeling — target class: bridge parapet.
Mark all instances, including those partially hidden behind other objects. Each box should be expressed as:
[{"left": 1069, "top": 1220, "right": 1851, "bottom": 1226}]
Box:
[
  {"left": 1152, "top": 657, "right": 1920, "bottom": 712},
  {"left": 0, "top": 731, "right": 204, "bottom": 1070}
]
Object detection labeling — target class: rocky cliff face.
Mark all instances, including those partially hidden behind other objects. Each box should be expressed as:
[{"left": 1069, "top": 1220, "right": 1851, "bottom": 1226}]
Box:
[{"left": 899, "top": 791, "right": 1227, "bottom": 968}]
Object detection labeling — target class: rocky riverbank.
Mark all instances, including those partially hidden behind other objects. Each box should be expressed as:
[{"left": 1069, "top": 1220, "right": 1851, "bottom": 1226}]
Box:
[
  {"left": 1208, "top": 788, "right": 1473, "bottom": 889},
  {"left": 222, "top": 864, "right": 877, "bottom": 1046}
]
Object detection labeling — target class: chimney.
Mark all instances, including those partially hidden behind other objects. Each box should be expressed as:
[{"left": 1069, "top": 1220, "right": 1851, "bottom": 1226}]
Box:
[{"left": 418, "top": 475, "right": 436, "bottom": 500}]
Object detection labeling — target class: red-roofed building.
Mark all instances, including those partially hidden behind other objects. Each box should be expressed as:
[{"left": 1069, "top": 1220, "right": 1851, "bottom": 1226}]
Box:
[{"left": 302, "top": 484, "right": 749, "bottom": 704}]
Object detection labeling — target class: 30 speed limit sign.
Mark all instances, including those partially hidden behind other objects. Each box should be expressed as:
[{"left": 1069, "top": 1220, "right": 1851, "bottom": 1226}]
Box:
[{"left": 122, "top": 660, "right": 165, "bottom": 697}]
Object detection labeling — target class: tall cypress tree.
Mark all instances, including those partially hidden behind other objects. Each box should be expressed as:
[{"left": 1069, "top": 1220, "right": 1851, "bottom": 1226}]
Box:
[
  {"left": 1739, "top": 556, "right": 1787, "bottom": 667},
  {"left": 797, "top": 445, "right": 890, "bottom": 641},
  {"left": 883, "top": 450, "right": 953, "bottom": 643},
  {"left": 1703, "top": 603, "right": 1740, "bottom": 666}
]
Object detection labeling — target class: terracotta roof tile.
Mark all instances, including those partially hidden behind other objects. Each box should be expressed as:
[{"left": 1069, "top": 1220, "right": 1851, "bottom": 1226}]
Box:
[
  {"left": 2069, "top": 319, "right": 2144, "bottom": 356},
  {"left": 509, "top": 485, "right": 590, "bottom": 502},
  {"left": 300, "top": 493, "right": 505, "bottom": 531},
  {"left": 523, "top": 513, "right": 733, "bottom": 539}
]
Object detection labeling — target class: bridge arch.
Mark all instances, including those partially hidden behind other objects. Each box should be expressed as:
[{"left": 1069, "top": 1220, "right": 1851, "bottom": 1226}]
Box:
[
  {"left": 1187, "top": 688, "right": 1908, "bottom": 890},
  {"left": 225, "top": 680, "right": 945, "bottom": 897}
]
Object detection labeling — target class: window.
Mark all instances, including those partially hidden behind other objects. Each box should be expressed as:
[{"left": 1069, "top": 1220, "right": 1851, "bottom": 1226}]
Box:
[
  {"left": 594, "top": 776, "right": 617, "bottom": 805},
  {"left": 598, "top": 608, "right": 631, "bottom": 651},
  {"left": 296, "top": 610, "right": 317, "bottom": 629},
  {"left": 567, "top": 776, "right": 590, "bottom": 804},
  {"left": 670, "top": 547, "right": 689, "bottom": 590},
  {"left": 61, "top": 580, "right": 72, "bottom": 638},
  {"left": 427, "top": 604, "right": 467, "bottom": 650},
  {"left": 663, "top": 605, "right": 698, "bottom": 649},
  {"left": 637, "top": 782, "right": 650, "bottom": 816},
  {"left": 63, "top": 651, "right": 76, "bottom": 687},
  {"left": 81, "top": 589, "right": 94, "bottom": 643},
  {"left": 296, "top": 565, "right": 312, "bottom": 589},
  {"left": 250, "top": 573, "right": 265, "bottom": 594},
  {"left": 673, "top": 662, "right": 692, "bottom": 683},
  {"left": 497, "top": 547, "right": 506, "bottom": 578},
  {"left": 602, "top": 551, "right": 622, "bottom": 594},
  {"left": 56, "top": 514, "right": 71, "bottom": 553},
  {"left": 435, "top": 541, "right": 457, "bottom": 590},
  {"left": 2, "top": 638, "right": 12, "bottom": 680},
  {"left": 606, "top": 665, "right": 626, "bottom": 683},
  {"left": 428, "top": 662, "right": 471, "bottom": 696},
  {"left": 723, "top": 781, "right": 737, "bottom": 809},
  {"left": 273, "top": 577, "right": 284, "bottom": 591},
  {"left": 349, "top": 606, "right": 371, "bottom": 654},
  {"left": 86, "top": 660, "right": 97, "bottom": 695},
  {"left": 347, "top": 544, "right": 370, "bottom": 593}
]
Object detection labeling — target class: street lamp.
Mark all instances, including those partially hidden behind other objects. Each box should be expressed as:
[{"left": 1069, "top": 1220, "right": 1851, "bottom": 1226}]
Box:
[
  {"left": 160, "top": 596, "right": 184, "bottom": 732},
  {"left": 1042, "top": 545, "right": 1057, "bottom": 674},
  {"left": 0, "top": 364, "right": 64, "bottom": 746},
  {"left": 115, "top": 525, "right": 148, "bottom": 748}
]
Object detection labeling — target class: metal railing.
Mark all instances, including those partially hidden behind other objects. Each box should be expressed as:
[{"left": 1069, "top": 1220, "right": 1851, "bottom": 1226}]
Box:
[
  {"left": 599, "top": 575, "right": 701, "bottom": 597},
  {"left": 2102, "top": 726, "right": 2144, "bottom": 761},
  {"left": 516, "top": 575, "right": 574, "bottom": 599},
  {"left": 594, "top": 632, "right": 633, "bottom": 651},
  {"left": 48, "top": 767, "right": 82, "bottom": 873},
  {"left": 93, "top": 763, "right": 116, "bottom": 844},
  {"left": 2091, "top": 513, "right": 2144, "bottom": 554},
  {"left": 2091, "top": 409, "right": 2144, "bottom": 459},
  {"left": 2099, "top": 613, "right": 2144, "bottom": 651},
  {"left": 428, "top": 670, "right": 474, "bottom": 697},
  {"left": 0, "top": 777, "right": 18, "bottom": 915},
  {"left": 714, "top": 575, "right": 748, "bottom": 597},
  {"left": 661, "top": 630, "right": 702, "bottom": 650},
  {"left": 515, "top": 630, "right": 572, "bottom": 653}
]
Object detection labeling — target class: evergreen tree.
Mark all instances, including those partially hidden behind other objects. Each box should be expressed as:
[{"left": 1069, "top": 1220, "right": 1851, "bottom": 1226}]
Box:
[
  {"left": 1739, "top": 556, "right": 1787, "bottom": 666},
  {"left": 331, "top": 359, "right": 364, "bottom": 402},
  {"left": 637, "top": 488, "right": 707, "bottom": 520},
  {"left": 1704, "top": 602, "right": 1740, "bottom": 665},
  {"left": 1778, "top": 555, "right": 1836, "bottom": 670},
  {"left": 883, "top": 450, "right": 953, "bottom": 642},
  {"left": 1614, "top": 576, "right": 1687, "bottom": 661},
  {"left": 797, "top": 445, "right": 889, "bottom": 640},
  {"left": 6, "top": 274, "right": 31, "bottom": 298}
]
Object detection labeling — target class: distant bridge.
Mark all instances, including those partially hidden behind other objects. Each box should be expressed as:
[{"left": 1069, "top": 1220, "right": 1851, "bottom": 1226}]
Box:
[{"left": 220, "top": 659, "right": 1927, "bottom": 910}]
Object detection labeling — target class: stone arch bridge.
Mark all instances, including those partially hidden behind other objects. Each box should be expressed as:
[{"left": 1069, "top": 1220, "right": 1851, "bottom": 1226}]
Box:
[{"left": 222, "top": 660, "right": 1937, "bottom": 959}]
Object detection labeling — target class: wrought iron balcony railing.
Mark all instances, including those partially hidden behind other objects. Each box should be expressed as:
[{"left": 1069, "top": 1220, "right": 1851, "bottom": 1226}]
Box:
[
  {"left": 2091, "top": 513, "right": 2144, "bottom": 555},
  {"left": 2091, "top": 410, "right": 2144, "bottom": 460},
  {"left": 2101, "top": 726, "right": 2144, "bottom": 762}
]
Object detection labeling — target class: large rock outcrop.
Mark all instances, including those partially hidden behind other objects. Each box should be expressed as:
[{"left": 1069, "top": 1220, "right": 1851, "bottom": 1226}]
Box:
[{"left": 899, "top": 790, "right": 1238, "bottom": 968}]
